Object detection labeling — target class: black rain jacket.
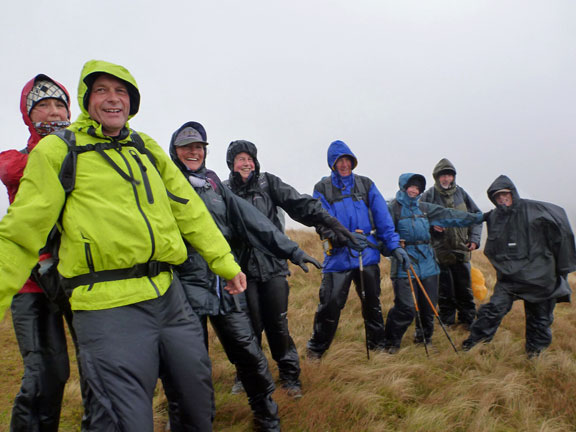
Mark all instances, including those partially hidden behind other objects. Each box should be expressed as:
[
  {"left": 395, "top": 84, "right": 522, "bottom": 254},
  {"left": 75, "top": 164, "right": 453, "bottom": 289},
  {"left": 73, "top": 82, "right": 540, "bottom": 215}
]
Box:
[
  {"left": 483, "top": 175, "right": 576, "bottom": 302},
  {"left": 170, "top": 124, "right": 301, "bottom": 314},
  {"left": 225, "top": 140, "right": 331, "bottom": 281}
]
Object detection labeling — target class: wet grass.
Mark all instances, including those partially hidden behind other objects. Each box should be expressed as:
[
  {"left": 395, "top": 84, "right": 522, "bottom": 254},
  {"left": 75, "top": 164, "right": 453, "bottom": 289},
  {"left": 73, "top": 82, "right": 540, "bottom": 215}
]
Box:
[{"left": 1, "top": 230, "right": 575, "bottom": 431}]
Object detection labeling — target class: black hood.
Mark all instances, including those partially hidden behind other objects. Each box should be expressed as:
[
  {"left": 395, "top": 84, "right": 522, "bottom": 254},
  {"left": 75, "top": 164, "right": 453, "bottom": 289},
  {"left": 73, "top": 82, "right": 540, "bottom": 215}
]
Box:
[
  {"left": 226, "top": 140, "right": 261, "bottom": 185},
  {"left": 487, "top": 175, "right": 521, "bottom": 206},
  {"left": 169, "top": 121, "right": 208, "bottom": 175}
]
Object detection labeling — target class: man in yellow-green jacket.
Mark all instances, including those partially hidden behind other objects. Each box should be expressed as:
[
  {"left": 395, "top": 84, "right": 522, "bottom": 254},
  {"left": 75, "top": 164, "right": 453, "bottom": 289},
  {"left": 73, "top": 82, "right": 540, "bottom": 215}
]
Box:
[{"left": 0, "top": 60, "right": 245, "bottom": 432}]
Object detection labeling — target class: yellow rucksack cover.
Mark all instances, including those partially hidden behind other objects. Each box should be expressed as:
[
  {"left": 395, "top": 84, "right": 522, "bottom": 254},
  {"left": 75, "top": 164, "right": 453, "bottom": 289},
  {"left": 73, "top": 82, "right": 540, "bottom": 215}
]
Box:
[{"left": 471, "top": 266, "right": 488, "bottom": 301}]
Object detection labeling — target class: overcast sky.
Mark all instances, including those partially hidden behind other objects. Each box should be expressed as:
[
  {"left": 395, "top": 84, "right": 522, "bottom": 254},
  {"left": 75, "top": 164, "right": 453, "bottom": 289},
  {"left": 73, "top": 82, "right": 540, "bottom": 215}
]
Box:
[{"left": 1, "top": 0, "right": 575, "bottom": 229}]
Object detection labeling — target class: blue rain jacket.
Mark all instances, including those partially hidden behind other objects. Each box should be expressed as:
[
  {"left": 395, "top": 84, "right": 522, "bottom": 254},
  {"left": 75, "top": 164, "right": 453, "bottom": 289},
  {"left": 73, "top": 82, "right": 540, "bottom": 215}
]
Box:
[
  {"left": 314, "top": 140, "right": 399, "bottom": 272},
  {"left": 390, "top": 173, "right": 483, "bottom": 279}
]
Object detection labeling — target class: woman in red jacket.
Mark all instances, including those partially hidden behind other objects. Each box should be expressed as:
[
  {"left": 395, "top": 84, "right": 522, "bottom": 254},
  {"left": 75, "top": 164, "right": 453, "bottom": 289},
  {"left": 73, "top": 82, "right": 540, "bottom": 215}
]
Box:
[{"left": 0, "top": 74, "right": 72, "bottom": 432}]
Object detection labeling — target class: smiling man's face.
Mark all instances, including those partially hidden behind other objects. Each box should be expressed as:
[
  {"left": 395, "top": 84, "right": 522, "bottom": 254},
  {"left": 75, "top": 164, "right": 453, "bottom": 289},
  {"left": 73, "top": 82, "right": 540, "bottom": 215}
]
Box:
[{"left": 87, "top": 74, "right": 130, "bottom": 136}]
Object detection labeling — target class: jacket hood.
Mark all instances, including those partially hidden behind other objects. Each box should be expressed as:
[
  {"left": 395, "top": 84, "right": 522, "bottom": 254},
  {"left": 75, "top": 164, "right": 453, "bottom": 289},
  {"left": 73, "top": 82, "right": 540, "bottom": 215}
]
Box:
[
  {"left": 226, "top": 140, "right": 261, "bottom": 175},
  {"left": 432, "top": 158, "right": 457, "bottom": 180},
  {"left": 399, "top": 173, "right": 426, "bottom": 192},
  {"left": 327, "top": 140, "right": 358, "bottom": 171},
  {"left": 487, "top": 175, "right": 521, "bottom": 206},
  {"left": 76, "top": 60, "right": 140, "bottom": 130},
  {"left": 396, "top": 173, "right": 426, "bottom": 207},
  {"left": 21, "top": 74, "right": 71, "bottom": 151},
  {"left": 169, "top": 121, "right": 208, "bottom": 175}
]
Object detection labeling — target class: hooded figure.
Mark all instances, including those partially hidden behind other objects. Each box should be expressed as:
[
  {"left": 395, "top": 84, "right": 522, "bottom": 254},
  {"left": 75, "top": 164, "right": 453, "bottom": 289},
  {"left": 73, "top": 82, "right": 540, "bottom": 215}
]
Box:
[
  {"left": 421, "top": 158, "right": 482, "bottom": 327},
  {"left": 382, "top": 173, "right": 483, "bottom": 352},
  {"left": 463, "top": 175, "right": 576, "bottom": 356},
  {"left": 225, "top": 139, "right": 348, "bottom": 397},
  {"left": 0, "top": 74, "right": 72, "bottom": 432},
  {"left": 169, "top": 121, "right": 324, "bottom": 431},
  {"left": 306, "top": 140, "right": 407, "bottom": 359},
  {"left": 0, "top": 60, "right": 246, "bottom": 431}
]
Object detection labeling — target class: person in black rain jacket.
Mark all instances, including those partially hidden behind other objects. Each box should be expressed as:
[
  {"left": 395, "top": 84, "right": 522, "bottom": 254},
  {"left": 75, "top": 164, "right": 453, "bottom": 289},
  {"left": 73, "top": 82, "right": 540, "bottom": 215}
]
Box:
[{"left": 463, "top": 175, "right": 576, "bottom": 357}]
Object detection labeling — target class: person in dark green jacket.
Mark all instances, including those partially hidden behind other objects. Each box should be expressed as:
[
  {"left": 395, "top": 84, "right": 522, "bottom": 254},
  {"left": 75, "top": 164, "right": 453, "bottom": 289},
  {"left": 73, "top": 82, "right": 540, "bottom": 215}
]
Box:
[
  {"left": 421, "top": 158, "right": 482, "bottom": 328},
  {"left": 0, "top": 60, "right": 245, "bottom": 432}
]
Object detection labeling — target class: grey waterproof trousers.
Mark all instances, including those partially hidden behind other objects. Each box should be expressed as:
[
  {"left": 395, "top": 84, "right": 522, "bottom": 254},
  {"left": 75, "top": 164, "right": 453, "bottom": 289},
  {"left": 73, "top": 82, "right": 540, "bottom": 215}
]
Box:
[{"left": 74, "top": 279, "right": 213, "bottom": 432}]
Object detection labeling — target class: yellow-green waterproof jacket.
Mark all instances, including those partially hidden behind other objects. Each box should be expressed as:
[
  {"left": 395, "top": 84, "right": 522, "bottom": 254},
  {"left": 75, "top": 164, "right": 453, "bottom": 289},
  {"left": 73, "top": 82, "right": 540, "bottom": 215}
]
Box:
[{"left": 0, "top": 60, "right": 240, "bottom": 316}]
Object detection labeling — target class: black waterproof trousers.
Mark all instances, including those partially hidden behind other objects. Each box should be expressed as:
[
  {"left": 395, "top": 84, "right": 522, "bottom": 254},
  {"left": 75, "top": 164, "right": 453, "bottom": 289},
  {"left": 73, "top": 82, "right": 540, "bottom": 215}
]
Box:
[
  {"left": 208, "top": 311, "right": 280, "bottom": 431},
  {"left": 74, "top": 281, "right": 213, "bottom": 432},
  {"left": 438, "top": 262, "right": 476, "bottom": 326},
  {"left": 307, "top": 265, "right": 386, "bottom": 356},
  {"left": 245, "top": 276, "right": 300, "bottom": 386},
  {"left": 383, "top": 275, "right": 438, "bottom": 348},
  {"left": 464, "top": 284, "right": 556, "bottom": 355},
  {"left": 10, "top": 292, "right": 70, "bottom": 432}
]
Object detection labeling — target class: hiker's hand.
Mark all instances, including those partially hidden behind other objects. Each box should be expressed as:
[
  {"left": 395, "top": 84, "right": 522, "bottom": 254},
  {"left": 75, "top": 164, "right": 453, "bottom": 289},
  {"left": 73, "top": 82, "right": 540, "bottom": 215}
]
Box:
[
  {"left": 224, "top": 272, "right": 247, "bottom": 294},
  {"left": 393, "top": 247, "right": 411, "bottom": 271},
  {"left": 467, "top": 242, "right": 478, "bottom": 251},
  {"left": 323, "top": 216, "right": 356, "bottom": 246},
  {"left": 347, "top": 232, "right": 368, "bottom": 252},
  {"left": 291, "top": 250, "right": 322, "bottom": 273}
]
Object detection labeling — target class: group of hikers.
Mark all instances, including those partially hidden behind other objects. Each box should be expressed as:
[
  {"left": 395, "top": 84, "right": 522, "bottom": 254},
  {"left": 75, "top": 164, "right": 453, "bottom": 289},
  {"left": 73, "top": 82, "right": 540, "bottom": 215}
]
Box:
[{"left": 0, "top": 60, "right": 574, "bottom": 432}]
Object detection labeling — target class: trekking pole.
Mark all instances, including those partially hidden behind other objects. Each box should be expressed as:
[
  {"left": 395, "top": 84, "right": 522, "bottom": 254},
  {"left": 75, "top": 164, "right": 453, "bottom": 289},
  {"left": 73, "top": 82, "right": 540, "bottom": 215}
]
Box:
[
  {"left": 355, "top": 230, "right": 370, "bottom": 360},
  {"left": 407, "top": 272, "right": 429, "bottom": 357},
  {"left": 408, "top": 265, "right": 459, "bottom": 354}
]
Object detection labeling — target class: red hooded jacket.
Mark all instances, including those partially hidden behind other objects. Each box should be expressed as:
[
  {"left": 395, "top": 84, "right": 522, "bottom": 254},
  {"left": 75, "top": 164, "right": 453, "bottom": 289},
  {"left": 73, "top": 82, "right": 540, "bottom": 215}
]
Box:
[{"left": 0, "top": 74, "right": 70, "bottom": 293}]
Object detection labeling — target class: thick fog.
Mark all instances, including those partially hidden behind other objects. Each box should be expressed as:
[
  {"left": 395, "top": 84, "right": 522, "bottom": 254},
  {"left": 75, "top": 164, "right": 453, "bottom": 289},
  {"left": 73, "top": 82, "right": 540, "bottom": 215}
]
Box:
[{"left": 1, "top": 0, "right": 574, "bottom": 229}]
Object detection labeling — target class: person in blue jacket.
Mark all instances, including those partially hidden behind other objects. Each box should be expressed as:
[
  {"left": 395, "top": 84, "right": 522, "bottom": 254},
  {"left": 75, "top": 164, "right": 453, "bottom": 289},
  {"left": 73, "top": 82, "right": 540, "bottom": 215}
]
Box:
[
  {"left": 306, "top": 140, "right": 410, "bottom": 359},
  {"left": 383, "top": 173, "right": 483, "bottom": 353}
]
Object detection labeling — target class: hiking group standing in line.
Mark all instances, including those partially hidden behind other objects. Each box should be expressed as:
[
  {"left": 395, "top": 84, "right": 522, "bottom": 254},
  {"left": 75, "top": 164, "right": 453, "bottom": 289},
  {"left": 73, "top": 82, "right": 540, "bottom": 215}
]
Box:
[{"left": 0, "top": 60, "right": 574, "bottom": 431}]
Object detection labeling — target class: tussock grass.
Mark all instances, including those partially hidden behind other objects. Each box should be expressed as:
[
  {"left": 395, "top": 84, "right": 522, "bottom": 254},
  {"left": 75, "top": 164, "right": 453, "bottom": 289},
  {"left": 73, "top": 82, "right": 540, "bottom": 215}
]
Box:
[{"left": 1, "top": 230, "right": 575, "bottom": 431}]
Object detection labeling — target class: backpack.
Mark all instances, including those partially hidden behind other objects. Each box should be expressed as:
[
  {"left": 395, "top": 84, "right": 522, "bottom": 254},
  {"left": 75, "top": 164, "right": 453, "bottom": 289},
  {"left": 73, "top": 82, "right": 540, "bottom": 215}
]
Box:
[
  {"left": 317, "top": 175, "right": 375, "bottom": 231},
  {"left": 31, "top": 128, "right": 158, "bottom": 301}
]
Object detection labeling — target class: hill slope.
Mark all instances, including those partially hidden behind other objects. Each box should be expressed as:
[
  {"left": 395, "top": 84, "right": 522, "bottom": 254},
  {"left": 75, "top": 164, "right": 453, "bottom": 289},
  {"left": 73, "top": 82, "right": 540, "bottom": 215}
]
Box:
[{"left": 1, "top": 230, "right": 575, "bottom": 431}]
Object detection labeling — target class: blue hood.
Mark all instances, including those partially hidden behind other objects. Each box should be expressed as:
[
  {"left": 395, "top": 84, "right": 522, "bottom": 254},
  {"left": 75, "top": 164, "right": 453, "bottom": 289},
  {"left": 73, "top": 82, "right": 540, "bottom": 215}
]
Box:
[
  {"left": 327, "top": 140, "right": 358, "bottom": 171},
  {"left": 396, "top": 173, "right": 426, "bottom": 208}
]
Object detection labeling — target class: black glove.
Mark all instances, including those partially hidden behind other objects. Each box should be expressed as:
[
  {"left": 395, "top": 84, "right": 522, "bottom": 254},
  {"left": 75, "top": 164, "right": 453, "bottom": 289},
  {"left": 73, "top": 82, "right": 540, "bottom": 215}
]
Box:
[
  {"left": 291, "top": 249, "right": 323, "bottom": 273},
  {"left": 322, "top": 216, "right": 356, "bottom": 246},
  {"left": 392, "top": 247, "right": 411, "bottom": 271},
  {"left": 348, "top": 232, "right": 368, "bottom": 252}
]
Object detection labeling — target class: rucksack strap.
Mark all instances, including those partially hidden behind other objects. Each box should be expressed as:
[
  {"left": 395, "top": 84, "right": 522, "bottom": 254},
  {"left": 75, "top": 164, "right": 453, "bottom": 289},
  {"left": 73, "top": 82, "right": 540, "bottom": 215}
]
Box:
[
  {"left": 320, "top": 175, "right": 375, "bottom": 231},
  {"left": 55, "top": 129, "right": 155, "bottom": 194},
  {"left": 390, "top": 200, "right": 428, "bottom": 226},
  {"left": 60, "top": 261, "right": 172, "bottom": 290}
]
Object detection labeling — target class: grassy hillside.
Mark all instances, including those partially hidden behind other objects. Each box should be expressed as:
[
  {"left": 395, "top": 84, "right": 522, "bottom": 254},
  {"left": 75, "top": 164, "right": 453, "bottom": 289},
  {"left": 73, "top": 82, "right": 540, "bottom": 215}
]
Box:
[{"left": 1, "top": 230, "right": 576, "bottom": 431}]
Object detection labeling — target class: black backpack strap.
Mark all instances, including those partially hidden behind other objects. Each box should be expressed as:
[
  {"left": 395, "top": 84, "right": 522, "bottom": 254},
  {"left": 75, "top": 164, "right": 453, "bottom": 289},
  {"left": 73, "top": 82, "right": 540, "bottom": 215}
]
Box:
[
  {"left": 318, "top": 175, "right": 375, "bottom": 232},
  {"left": 54, "top": 129, "right": 78, "bottom": 193},
  {"left": 318, "top": 177, "right": 334, "bottom": 204},
  {"left": 129, "top": 130, "right": 158, "bottom": 170}
]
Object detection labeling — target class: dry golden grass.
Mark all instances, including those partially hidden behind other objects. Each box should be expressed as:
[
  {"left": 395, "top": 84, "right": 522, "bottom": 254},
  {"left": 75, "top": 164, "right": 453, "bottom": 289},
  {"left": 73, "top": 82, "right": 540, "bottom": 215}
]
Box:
[{"left": 1, "top": 230, "right": 576, "bottom": 431}]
